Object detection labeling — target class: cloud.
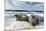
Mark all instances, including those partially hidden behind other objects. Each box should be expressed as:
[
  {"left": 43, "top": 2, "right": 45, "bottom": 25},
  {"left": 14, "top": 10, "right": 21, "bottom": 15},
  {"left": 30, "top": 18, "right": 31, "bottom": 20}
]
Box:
[
  {"left": 5, "top": 0, "right": 44, "bottom": 11},
  {"left": 15, "top": 1, "right": 44, "bottom": 11}
]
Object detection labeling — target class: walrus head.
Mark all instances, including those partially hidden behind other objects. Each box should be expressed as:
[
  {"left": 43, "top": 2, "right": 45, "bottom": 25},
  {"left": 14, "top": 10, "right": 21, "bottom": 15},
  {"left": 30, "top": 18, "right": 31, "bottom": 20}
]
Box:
[{"left": 29, "top": 15, "right": 39, "bottom": 27}]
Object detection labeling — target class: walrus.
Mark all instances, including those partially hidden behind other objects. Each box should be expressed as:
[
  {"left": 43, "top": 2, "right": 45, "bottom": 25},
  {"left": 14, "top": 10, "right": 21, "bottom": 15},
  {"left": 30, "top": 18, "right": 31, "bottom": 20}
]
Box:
[{"left": 15, "top": 14, "right": 39, "bottom": 27}]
